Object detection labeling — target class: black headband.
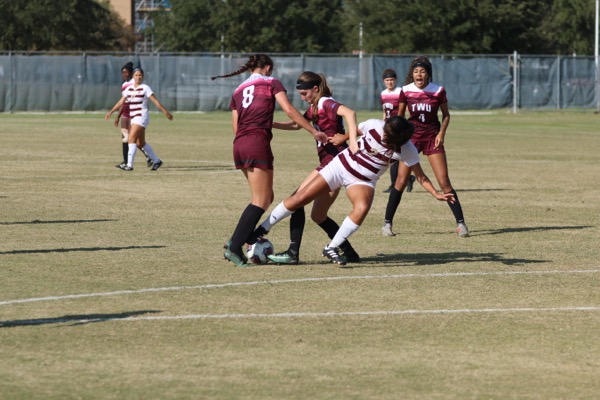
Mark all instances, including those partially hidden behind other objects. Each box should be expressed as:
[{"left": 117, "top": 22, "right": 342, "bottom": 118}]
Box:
[
  {"left": 296, "top": 79, "right": 320, "bottom": 90},
  {"left": 382, "top": 72, "right": 396, "bottom": 79},
  {"left": 412, "top": 62, "right": 432, "bottom": 75}
]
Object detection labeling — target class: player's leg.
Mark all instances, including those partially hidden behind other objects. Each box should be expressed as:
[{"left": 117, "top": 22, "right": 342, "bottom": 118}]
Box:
[
  {"left": 382, "top": 162, "right": 412, "bottom": 236},
  {"left": 428, "top": 153, "right": 468, "bottom": 237}
]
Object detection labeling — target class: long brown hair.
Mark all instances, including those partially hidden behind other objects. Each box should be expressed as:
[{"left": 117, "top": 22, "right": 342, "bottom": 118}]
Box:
[
  {"left": 296, "top": 71, "right": 332, "bottom": 122},
  {"left": 211, "top": 54, "right": 274, "bottom": 80},
  {"left": 404, "top": 56, "right": 433, "bottom": 85}
]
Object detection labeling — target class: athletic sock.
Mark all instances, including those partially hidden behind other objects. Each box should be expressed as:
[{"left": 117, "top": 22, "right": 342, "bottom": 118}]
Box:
[
  {"left": 389, "top": 161, "right": 399, "bottom": 186},
  {"left": 127, "top": 143, "right": 137, "bottom": 167},
  {"left": 328, "top": 217, "right": 360, "bottom": 249},
  {"left": 122, "top": 143, "right": 128, "bottom": 164},
  {"left": 447, "top": 190, "right": 465, "bottom": 224},
  {"left": 384, "top": 187, "right": 404, "bottom": 224},
  {"left": 288, "top": 207, "right": 305, "bottom": 255},
  {"left": 142, "top": 144, "right": 159, "bottom": 163},
  {"left": 229, "top": 204, "right": 265, "bottom": 253},
  {"left": 261, "top": 202, "right": 293, "bottom": 231},
  {"left": 318, "top": 216, "right": 354, "bottom": 253}
]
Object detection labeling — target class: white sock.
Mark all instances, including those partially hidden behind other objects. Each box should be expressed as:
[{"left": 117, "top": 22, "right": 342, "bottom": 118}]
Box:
[
  {"left": 261, "top": 202, "right": 293, "bottom": 231},
  {"left": 329, "top": 217, "right": 360, "bottom": 248},
  {"left": 142, "top": 144, "right": 159, "bottom": 163},
  {"left": 127, "top": 144, "right": 138, "bottom": 167}
]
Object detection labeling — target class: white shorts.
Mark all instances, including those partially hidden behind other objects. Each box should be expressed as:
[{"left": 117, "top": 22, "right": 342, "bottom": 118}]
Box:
[
  {"left": 131, "top": 114, "right": 149, "bottom": 128},
  {"left": 318, "top": 156, "right": 376, "bottom": 191}
]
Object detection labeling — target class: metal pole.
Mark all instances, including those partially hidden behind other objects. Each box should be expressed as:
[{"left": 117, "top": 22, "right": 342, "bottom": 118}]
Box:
[
  {"left": 512, "top": 51, "right": 518, "bottom": 114},
  {"left": 594, "top": 0, "right": 600, "bottom": 112}
]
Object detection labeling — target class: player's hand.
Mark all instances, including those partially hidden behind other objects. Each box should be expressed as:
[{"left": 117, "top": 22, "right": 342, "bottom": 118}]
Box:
[
  {"left": 437, "top": 192, "right": 455, "bottom": 203},
  {"left": 434, "top": 133, "right": 445, "bottom": 149},
  {"left": 165, "top": 112, "right": 173, "bottom": 120},
  {"left": 349, "top": 141, "right": 359, "bottom": 155},
  {"left": 113, "top": 117, "right": 119, "bottom": 127},
  {"left": 328, "top": 133, "right": 347, "bottom": 146},
  {"left": 313, "top": 131, "right": 327, "bottom": 145},
  {"left": 104, "top": 112, "right": 112, "bottom": 120}
]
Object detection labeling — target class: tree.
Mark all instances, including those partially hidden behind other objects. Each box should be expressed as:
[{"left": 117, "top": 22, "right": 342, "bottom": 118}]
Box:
[
  {"left": 539, "top": 0, "right": 595, "bottom": 55},
  {"left": 0, "top": 0, "right": 134, "bottom": 51},
  {"left": 153, "top": 0, "right": 345, "bottom": 53}
]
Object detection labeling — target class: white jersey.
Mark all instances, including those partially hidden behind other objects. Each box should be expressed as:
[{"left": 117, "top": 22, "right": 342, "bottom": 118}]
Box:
[
  {"left": 319, "top": 119, "right": 420, "bottom": 189},
  {"left": 124, "top": 83, "right": 154, "bottom": 120}
]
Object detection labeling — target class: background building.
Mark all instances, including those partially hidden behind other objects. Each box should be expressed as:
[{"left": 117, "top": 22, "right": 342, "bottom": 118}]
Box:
[{"left": 108, "top": 0, "right": 171, "bottom": 52}]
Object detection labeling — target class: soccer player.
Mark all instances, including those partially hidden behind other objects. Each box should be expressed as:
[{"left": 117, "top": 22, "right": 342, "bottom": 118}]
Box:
[
  {"left": 380, "top": 68, "right": 415, "bottom": 194},
  {"left": 211, "top": 55, "right": 327, "bottom": 267},
  {"left": 382, "top": 56, "right": 469, "bottom": 238},
  {"left": 252, "top": 116, "right": 455, "bottom": 266},
  {"left": 112, "top": 62, "right": 152, "bottom": 169},
  {"left": 263, "top": 71, "right": 360, "bottom": 265},
  {"left": 105, "top": 67, "right": 172, "bottom": 171}
]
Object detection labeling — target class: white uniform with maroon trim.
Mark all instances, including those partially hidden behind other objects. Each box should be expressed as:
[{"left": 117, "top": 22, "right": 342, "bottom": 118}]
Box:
[
  {"left": 318, "top": 119, "right": 420, "bottom": 190},
  {"left": 124, "top": 83, "right": 153, "bottom": 128}
]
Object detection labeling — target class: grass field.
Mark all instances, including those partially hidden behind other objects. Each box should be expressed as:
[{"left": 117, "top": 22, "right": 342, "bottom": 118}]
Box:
[{"left": 1, "top": 109, "right": 599, "bottom": 399}]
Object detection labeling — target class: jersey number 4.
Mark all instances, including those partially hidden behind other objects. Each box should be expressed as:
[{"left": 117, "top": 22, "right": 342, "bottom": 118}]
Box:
[{"left": 242, "top": 85, "right": 255, "bottom": 108}]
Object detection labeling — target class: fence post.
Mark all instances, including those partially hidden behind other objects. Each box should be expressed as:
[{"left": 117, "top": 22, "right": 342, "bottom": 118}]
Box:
[{"left": 512, "top": 51, "right": 518, "bottom": 114}]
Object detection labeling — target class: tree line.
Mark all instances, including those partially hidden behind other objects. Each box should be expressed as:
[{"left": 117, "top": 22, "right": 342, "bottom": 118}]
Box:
[{"left": 0, "top": 0, "right": 595, "bottom": 55}]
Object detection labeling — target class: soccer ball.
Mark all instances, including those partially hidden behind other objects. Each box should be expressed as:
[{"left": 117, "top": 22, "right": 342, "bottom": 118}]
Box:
[{"left": 246, "top": 238, "right": 275, "bottom": 264}]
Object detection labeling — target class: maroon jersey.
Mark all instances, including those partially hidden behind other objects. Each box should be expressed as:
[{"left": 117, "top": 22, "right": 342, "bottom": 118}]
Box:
[
  {"left": 229, "top": 74, "right": 286, "bottom": 141},
  {"left": 380, "top": 87, "right": 401, "bottom": 120},
  {"left": 303, "top": 97, "right": 348, "bottom": 165},
  {"left": 399, "top": 82, "right": 448, "bottom": 141}
]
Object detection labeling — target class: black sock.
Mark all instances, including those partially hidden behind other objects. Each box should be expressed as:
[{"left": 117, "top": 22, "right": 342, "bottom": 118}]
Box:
[
  {"left": 384, "top": 187, "right": 404, "bottom": 224},
  {"left": 229, "top": 204, "right": 265, "bottom": 254},
  {"left": 447, "top": 190, "right": 465, "bottom": 224},
  {"left": 288, "top": 207, "right": 305, "bottom": 255},
  {"left": 122, "top": 143, "right": 128, "bottom": 164}
]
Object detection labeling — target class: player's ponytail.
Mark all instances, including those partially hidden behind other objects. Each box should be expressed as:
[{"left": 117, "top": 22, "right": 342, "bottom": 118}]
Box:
[{"left": 211, "top": 54, "right": 274, "bottom": 80}]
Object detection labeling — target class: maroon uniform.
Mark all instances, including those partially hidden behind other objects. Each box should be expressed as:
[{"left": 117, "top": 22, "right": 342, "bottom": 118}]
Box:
[
  {"left": 229, "top": 74, "right": 286, "bottom": 169},
  {"left": 400, "top": 82, "right": 448, "bottom": 146},
  {"left": 303, "top": 97, "right": 348, "bottom": 170}
]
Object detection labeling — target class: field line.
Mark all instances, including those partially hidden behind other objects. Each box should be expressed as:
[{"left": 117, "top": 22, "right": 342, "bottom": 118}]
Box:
[{"left": 2, "top": 269, "right": 600, "bottom": 307}]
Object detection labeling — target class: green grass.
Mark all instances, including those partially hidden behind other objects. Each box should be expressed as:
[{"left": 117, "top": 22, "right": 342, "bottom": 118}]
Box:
[{"left": 1, "top": 110, "right": 599, "bottom": 399}]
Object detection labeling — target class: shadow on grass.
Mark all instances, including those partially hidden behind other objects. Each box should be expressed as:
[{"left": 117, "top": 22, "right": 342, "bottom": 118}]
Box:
[
  {"left": 0, "top": 219, "right": 116, "bottom": 225},
  {"left": 468, "top": 225, "right": 593, "bottom": 237},
  {"left": 351, "top": 251, "right": 546, "bottom": 267},
  {"left": 0, "top": 310, "right": 161, "bottom": 328},
  {"left": 1, "top": 245, "right": 166, "bottom": 255},
  {"left": 164, "top": 165, "right": 235, "bottom": 171}
]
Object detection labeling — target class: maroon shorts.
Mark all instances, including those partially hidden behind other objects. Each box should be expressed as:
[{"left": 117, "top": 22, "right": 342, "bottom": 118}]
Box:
[
  {"left": 233, "top": 134, "right": 274, "bottom": 170},
  {"left": 412, "top": 138, "right": 445, "bottom": 156}
]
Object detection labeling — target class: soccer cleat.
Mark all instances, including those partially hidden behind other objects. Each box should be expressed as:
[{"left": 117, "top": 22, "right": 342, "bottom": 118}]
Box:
[
  {"left": 147, "top": 157, "right": 153, "bottom": 168},
  {"left": 382, "top": 185, "right": 392, "bottom": 193},
  {"left": 268, "top": 250, "right": 299, "bottom": 265},
  {"left": 406, "top": 175, "right": 416, "bottom": 193},
  {"left": 340, "top": 246, "right": 361, "bottom": 263},
  {"left": 457, "top": 222, "right": 469, "bottom": 238},
  {"left": 322, "top": 246, "right": 346, "bottom": 266},
  {"left": 382, "top": 223, "right": 396, "bottom": 237},
  {"left": 246, "top": 226, "right": 268, "bottom": 245},
  {"left": 118, "top": 164, "right": 133, "bottom": 171},
  {"left": 151, "top": 160, "right": 163, "bottom": 171},
  {"left": 224, "top": 248, "right": 251, "bottom": 267},
  {"left": 116, "top": 162, "right": 127, "bottom": 169}
]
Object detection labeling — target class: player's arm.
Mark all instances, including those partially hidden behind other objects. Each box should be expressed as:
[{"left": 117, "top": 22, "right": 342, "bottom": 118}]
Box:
[
  {"left": 275, "top": 91, "right": 326, "bottom": 144},
  {"left": 149, "top": 94, "right": 173, "bottom": 120},
  {"left": 332, "top": 105, "right": 358, "bottom": 153},
  {"left": 105, "top": 97, "right": 125, "bottom": 120},
  {"left": 435, "top": 103, "right": 450, "bottom": 149},
  {"left": 273, "top": 120, "right": 301, "bottom": 130},
  {"left": 410, "top": 162, "right": 455, "bottom": 203},
  {"left": 398, "top": 102, "right": 407, "bottom": 118}
]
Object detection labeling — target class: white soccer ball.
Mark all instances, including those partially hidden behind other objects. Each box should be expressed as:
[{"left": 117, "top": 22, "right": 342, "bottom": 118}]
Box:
[{"left": 246, "top": 238, "right": 275, "bottom": 264}]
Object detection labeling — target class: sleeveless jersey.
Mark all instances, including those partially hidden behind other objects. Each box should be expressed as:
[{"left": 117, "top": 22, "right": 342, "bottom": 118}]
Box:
[
  {"left": 399, "top": 82, "right": 447, "bottom": 141},
  {"left": 124, "top": 83, "right": 153, "bottom": 119},
  {"left": 121, "top": 78, "right": 134, "bottom": 118},
  {"left": 380, "top": 87, "right": 401, "bottom": 120},
  {"left": 303, "top": 96, "right": 348, "bottom": 161},
  {"left": 229, "top": 73, "right": 286, "bottom": 141},
  {"left": 334, "top": 119, "right": 419, "bottom": 183}
]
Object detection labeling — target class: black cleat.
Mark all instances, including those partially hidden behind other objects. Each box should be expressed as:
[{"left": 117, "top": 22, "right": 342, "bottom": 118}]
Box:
[
  {"left": 118, "top": 164, "right": 133, "bottom": 171},
  {"left": 246, "top": 226, "right": 268, "bottom": 245},
  {"left": 406, "top": 175, "right": 416, "bottom": 193},
  {"left": 151, "top": 160, "right": 163, "bottom": 171},
  {"left": 322, "top": 246, "right": 346, "bottom": 266}
]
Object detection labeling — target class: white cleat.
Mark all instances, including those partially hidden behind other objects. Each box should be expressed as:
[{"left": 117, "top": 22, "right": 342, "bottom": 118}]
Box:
[
  {"left": 457, "top": 223, "right": 469, "bottom": 238},
  {"left": 382, "top": 223, "right": 396, "bottom": 237}
]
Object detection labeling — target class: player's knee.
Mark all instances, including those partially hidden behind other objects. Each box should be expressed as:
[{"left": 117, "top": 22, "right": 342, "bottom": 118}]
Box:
[{"left": 121, "top": 129, "right": 129, "bottom": 143}]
